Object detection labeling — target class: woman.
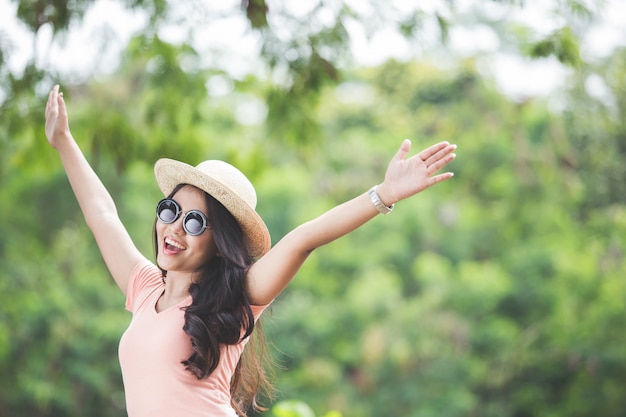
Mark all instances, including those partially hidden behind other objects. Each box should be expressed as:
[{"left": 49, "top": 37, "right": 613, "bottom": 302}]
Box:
[{"left": 44, "top": 84, "right": 456, "bottom": 416}]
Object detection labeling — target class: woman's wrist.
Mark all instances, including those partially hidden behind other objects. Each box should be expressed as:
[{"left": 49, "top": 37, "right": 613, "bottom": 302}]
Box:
[
  {"left": 368, "top": 184, "right": 395, "bottom": 215},
  {"left": 53, "top": 131, "right": 76, "bottom": 152},
  {"left": 374, "top": 183, "right": 395, "bottom": 207}
]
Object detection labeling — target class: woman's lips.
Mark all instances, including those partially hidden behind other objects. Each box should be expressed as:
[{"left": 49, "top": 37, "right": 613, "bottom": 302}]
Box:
[{"left": 163, "top": 236, "right": 186, "bottom": 254}]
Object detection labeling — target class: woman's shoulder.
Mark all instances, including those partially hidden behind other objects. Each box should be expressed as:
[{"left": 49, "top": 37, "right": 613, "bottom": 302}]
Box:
[
  {"left": 131, "top": 259, "right": 162, "bottom": 281},
  {"left": 125, "top": 259, "right": 163, "bottom": 312}
]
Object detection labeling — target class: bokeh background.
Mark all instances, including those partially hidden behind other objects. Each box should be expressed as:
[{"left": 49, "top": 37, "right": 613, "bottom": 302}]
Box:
[{"left": 1, "top": 1, "right": 625, "bottom": 416}]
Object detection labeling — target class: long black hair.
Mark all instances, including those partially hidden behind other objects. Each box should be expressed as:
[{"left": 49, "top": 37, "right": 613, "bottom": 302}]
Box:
[{"left": 153, "top": 184, "right": 274, "bottom": 415}]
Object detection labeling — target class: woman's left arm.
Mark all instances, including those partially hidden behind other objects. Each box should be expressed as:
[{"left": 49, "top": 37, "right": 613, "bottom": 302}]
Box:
[{"left": 246, "top": 139, "right": 456, "bottom": 305}]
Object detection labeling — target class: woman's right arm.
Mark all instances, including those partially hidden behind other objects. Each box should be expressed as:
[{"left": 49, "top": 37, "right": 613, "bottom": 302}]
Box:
[{"left": 45, "top": 85, "right": 146, "bottom": 295}]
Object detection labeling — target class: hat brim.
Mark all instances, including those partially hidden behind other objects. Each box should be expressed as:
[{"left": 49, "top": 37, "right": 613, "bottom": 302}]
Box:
[{"left": 154, "top": 158, "right": 271, "bottom": 258}]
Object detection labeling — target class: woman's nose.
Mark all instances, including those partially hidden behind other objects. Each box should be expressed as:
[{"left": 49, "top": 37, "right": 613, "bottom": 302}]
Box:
[{"left": 169, "top": 216, "right": 185, "bottom": 234}]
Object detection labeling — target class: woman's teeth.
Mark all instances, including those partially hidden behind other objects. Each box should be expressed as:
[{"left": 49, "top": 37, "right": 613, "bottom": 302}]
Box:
[{"left": 165, "top": 237, "right": 186, "bottom": 250}]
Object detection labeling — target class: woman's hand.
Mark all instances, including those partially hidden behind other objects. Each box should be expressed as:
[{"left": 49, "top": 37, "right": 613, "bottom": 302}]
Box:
[
  {"left": 377, "top": 139, "right": 456, "bottom": 205},
  {"left": 45, "top": 85, "right": 70, "bottom": 149}
]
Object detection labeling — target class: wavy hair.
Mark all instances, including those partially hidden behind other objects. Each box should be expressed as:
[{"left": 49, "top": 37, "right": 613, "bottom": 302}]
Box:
[{"left": 153, "top": 184, "right": 274, "bottom": 415}]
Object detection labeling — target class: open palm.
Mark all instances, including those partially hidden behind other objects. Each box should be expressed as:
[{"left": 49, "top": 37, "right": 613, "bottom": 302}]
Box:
[
  {"left": 45, "top": 85, "right": 70, "bottom": 149},
  {"left": 380, "top": 139, "right": 456, "bottom": 204}
]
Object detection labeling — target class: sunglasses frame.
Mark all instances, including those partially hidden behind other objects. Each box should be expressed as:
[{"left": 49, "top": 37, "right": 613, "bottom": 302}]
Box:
[{"left": 156, "top": 198, "right": 209, "bottom": 236}]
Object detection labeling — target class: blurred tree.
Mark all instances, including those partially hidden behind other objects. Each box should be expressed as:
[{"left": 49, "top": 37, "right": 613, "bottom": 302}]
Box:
[
  {"left": 564, "top": 47, "right": 626, "bottom": 212},
  {"left": 259, "top": 59, "right": 626, "bottom": 417},
  {"left": 2, "top": 49, "right": 626, "bottom": 417},
  {"left": 0, "top": 0, "right": 604, "bottom": 157},
  {"left": 1, "top": 1, "right": 625, "bottom": 417}
]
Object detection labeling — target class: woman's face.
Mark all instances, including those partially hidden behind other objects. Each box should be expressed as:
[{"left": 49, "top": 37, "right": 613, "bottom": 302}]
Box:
[{"left": 156, "top": 185, "right": 218, "bottom": 274}]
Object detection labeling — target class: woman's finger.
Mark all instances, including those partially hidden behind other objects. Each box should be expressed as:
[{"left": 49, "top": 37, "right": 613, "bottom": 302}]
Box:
[
  {"left": 427, "top": 152, "right": 456, "bottom": 175},
  {"left": 418, "top": 141, "right": 450, "bottom": 162},
  {"left": 427, "top": 172, "right": 455, "bottom": 187},
  {"left": 392, "top": 138, "right": 412, "bottom": 163},
  {"left": 422, "top": 144, "right": 456, "bottom": 168}
]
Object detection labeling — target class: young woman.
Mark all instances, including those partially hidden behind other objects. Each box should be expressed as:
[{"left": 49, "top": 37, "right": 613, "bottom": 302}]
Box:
[{"left": 44, "top": 84, "right": 456, "bottom": 417}]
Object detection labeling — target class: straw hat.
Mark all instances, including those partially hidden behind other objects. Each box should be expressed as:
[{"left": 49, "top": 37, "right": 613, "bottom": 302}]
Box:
[{"left": 154, "top": 158, "right": 271, "bottom": 258}]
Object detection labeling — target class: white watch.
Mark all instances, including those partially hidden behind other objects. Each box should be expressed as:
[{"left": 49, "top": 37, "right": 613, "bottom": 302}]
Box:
[{"left": 368, "top": 185, "right": 394, "bottom": 214}]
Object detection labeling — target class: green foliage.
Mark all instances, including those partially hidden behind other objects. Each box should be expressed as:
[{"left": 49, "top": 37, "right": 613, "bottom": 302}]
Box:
[
  {"left": 16, "top": 0, "right": 95, "bottom": 33},
  {"left": 528, "top": 27, "right": 582, "bottom": 67},
  {"left": 271, "top": 400, "right": 316, "bottom": 417},
  {"left": 1, "top": 0, "right": 602, "bottom": 149},
  {"left": 564, "top": 47, "right": 626, "bottom": 212},
  {"left": 1, "top": 1, "right": 625, "bottom": 417},
  {"left": 0, "top": 172, "right": 128, "bottom": 416},
  {"left": 269, "top": 400, "right": 342, "bottom": 417},
  {"left": 256, "top": 60, "right": 626, "bottom": 417},
  {"left": 243, "top": 0, "right": 269, "bottom": 29}
]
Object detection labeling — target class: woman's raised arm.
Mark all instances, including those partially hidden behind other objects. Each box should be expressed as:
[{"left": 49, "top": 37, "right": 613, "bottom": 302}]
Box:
[
  {"left": 45, "top": 85, "right": 145, "bottom": 295},
  {"left": 246, "top": 139, "right": 456, "bottom": 305}
]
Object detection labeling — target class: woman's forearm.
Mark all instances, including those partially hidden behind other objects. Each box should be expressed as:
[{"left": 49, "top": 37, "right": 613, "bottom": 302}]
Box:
[
  {"left": 246, "top": 140, "right": 456, "bottom": 305},
  {"left": 55, "top": 134, "right": 119, "bottom": 229},
  {"left": 290, "top": 190, "right": 381, "bottom": 253}
]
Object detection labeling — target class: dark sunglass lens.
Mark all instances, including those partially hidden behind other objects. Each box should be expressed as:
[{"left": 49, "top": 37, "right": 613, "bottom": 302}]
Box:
[
  {"left": 157, "top": 200, "right": 179, "bottom": 223},
  {"left": 184, "top": 212, "right": 206, "bottom": 235}
]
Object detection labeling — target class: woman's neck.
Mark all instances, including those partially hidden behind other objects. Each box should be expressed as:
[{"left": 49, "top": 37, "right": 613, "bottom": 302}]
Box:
[{"left": 157, "top": 271, "right": 193, "bottom": 312}]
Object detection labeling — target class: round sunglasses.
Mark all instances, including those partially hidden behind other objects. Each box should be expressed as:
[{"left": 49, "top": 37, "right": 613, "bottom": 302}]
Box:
[{"left": 156, "top": 198, "right": 209, "bottom": 236}]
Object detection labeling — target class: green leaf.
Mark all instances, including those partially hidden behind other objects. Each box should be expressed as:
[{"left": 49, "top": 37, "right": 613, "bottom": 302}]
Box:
[{"left": 272, "top": 400, "right": 316, "bottom": 417}]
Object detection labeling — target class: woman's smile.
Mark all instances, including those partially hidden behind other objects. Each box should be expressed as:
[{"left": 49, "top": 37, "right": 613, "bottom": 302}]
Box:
[{"left": 163, "top": 236, "right": 186, "bottom": 254}]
